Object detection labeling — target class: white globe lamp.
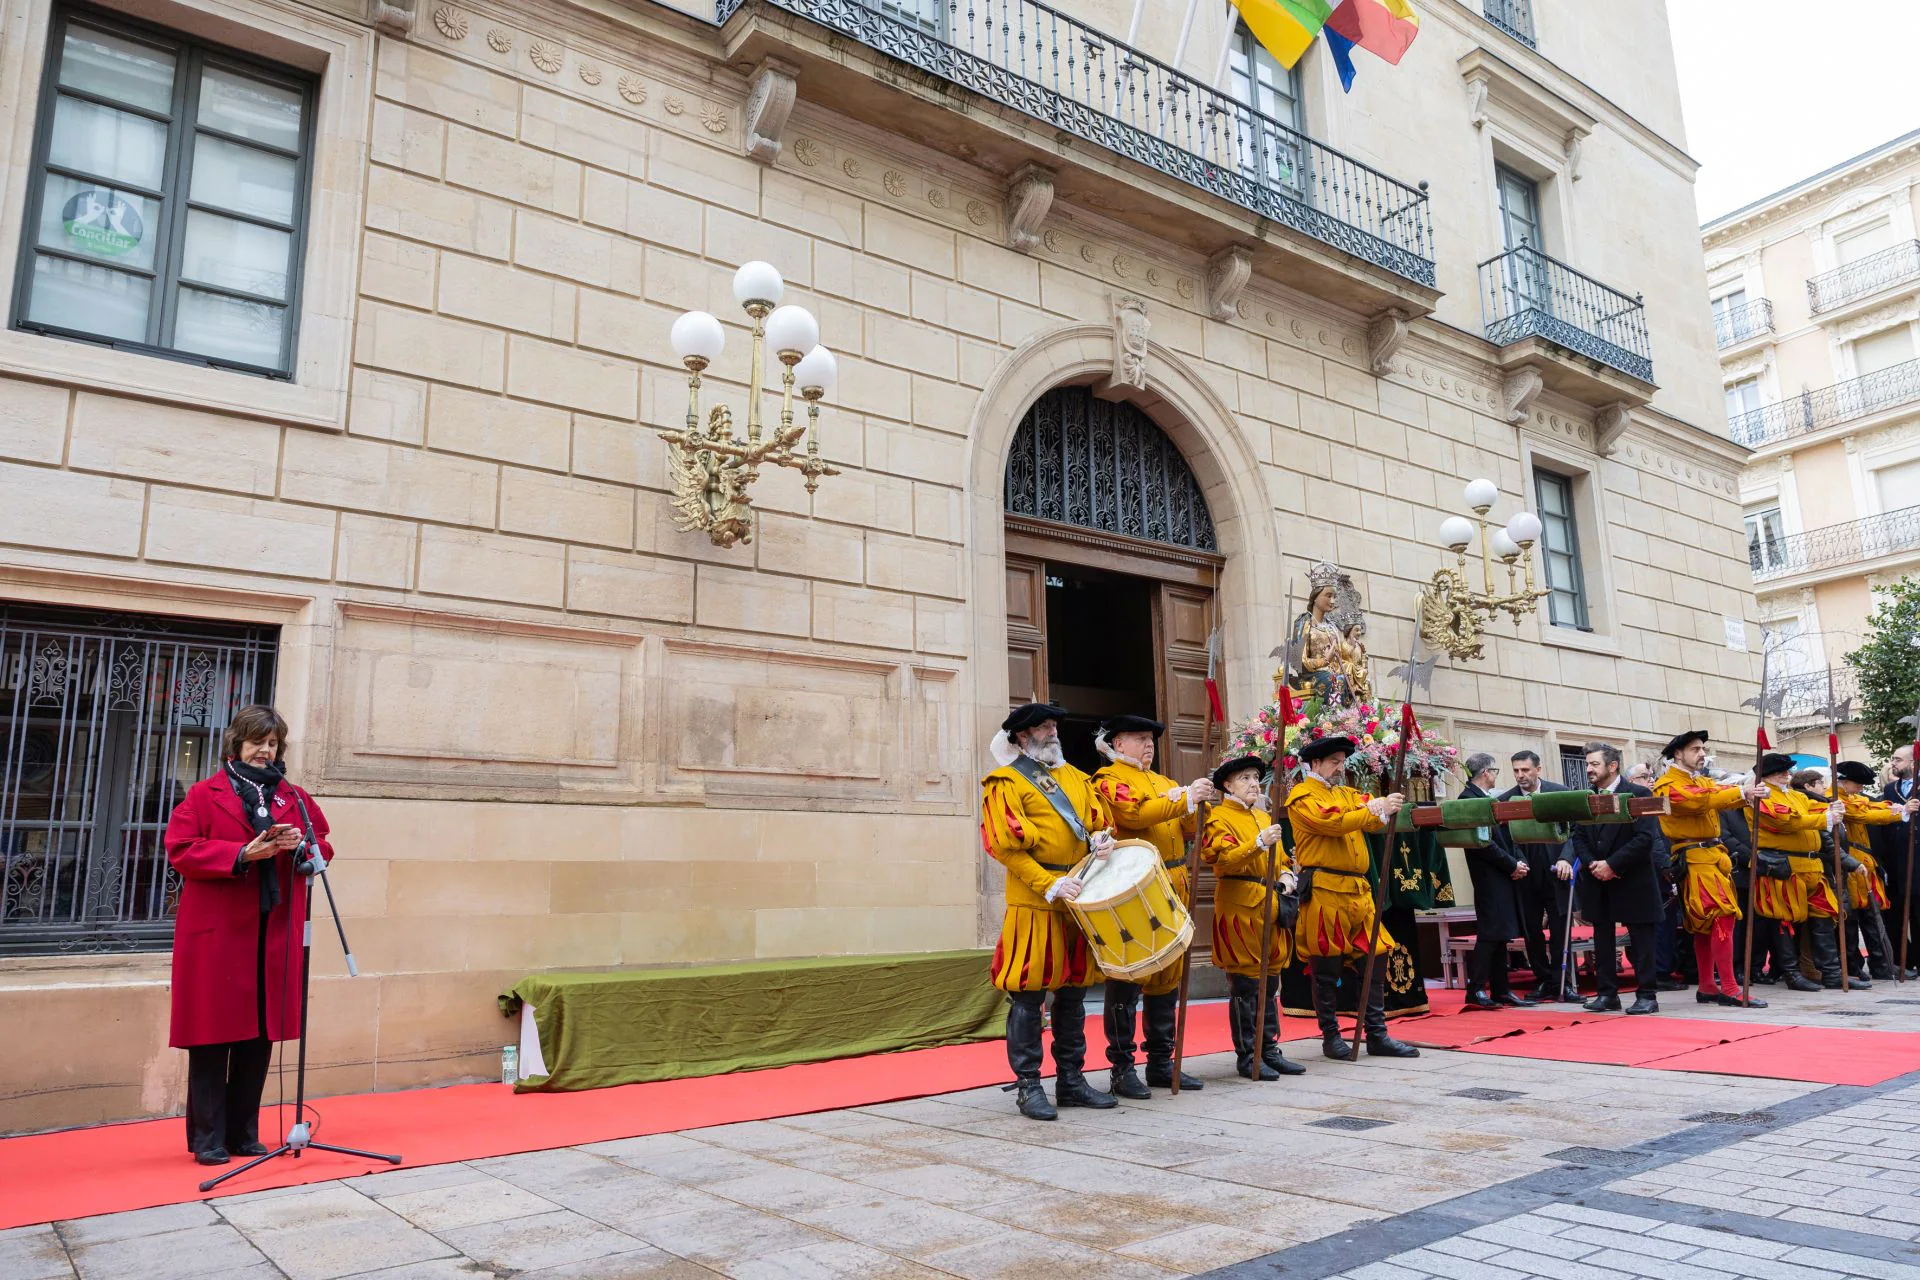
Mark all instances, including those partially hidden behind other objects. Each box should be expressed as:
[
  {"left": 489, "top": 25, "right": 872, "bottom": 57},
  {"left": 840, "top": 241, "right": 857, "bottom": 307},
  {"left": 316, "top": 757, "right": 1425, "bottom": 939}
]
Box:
[
  {"left": 1463, "top": 477, "right": 1499, "bottom": 513},
  {"left": 732, "top": 260, "right": 784, "bottom": 312},
  {"left": 669, "top": 311, "right": 725, "bottom": 370},
  {"left": 1439, "top": 516, "right": 1475, "bottom": 551}
]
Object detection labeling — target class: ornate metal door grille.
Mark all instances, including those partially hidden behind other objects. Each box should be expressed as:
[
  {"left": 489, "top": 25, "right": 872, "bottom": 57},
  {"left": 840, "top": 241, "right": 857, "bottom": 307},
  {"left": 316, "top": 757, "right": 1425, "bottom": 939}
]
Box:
[
  {"left": 1004, "top": 387, "right": 1217, "bottom": 551},
  {"left": 0, "top": 602, "right": 276, "bottom": 956}
]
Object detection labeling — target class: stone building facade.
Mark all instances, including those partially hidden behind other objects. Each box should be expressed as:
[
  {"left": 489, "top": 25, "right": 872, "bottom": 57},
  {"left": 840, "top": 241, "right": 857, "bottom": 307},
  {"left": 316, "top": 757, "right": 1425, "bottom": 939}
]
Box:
[
  {"left": 1703, "top": 129, "right": 1920, "bottom": 760},
  {"left": 0, "top": 0, "right": 1752, "bottom": 1131}
]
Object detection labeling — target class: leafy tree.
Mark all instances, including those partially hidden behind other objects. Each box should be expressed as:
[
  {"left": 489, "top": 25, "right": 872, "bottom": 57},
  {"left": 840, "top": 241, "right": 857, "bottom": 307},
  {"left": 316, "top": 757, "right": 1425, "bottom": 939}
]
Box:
[{"left": 1846, "top": 576, "right": 1920, "bottom": 760}]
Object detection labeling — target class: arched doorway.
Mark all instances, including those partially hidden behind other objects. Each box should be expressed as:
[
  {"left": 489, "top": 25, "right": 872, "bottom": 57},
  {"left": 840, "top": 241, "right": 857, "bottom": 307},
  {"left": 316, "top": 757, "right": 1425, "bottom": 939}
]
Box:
[{"left": 1000, "top": 385, "right": 1224, "bottom": 784}]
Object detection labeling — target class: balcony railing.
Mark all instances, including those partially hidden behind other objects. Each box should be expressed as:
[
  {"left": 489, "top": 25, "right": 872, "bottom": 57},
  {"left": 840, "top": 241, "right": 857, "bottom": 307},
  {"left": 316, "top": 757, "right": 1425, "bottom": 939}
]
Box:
[
  {"left": 1773, "top": 667, "right": 1860, "bottom": 727},
  {"left": 1714, "top": 297, "right": 1774, "bottom": 349},
  {"left": 1727, "top": 357, "right": 1920, "bottom": 448},
  {"left": 1483, "top": 0, "right": 1537, "bottom": 47},
  {"left": 1751, "top": 502, "right": 1920, "bottom": 582},
  {"left": 1479, "top": 245, "right": 1652, "bottom": 382},
  {"left": 1808, "top": 240, "right": 1920, "bottom": 314},
  {"left": 715, "top": 0, "right": 1436, "bottom": 286}
]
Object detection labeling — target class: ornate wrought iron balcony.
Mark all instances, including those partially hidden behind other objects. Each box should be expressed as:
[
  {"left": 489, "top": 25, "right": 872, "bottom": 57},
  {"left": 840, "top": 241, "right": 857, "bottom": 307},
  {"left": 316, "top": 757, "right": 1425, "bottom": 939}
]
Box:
[
  {"left": 1727, "top": 357, "right": 1920, "bottom": 448},
  {"left": 1483, "top": 0, "right": 1537, "bottom": 47},
  {"left": 1479, "top": 245, "right": 1652, "bottom": 382},
  {"left": 1808, "top": 240, "right": 1920, "bottom": 314},
  {"left": 1772, "top": 667, "right": 1860, "bottom": 727},
  {"left": 1751, "top": 502, "right": 1920, "bottom": 582},
  {"left": 714, "top": 0, "right": 1435, "bottom": 287},
  {"left": 1714, "top": 297, "right": 1774, "bottom": 349}
]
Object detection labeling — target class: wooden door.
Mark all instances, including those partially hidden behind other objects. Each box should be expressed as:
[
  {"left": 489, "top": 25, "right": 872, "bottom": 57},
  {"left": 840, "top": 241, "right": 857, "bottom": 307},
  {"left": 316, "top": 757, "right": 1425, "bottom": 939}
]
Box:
[
  {"left": 1156, "top": 581, "right": 1220, "bottom": 965},
  {"left": 1005, "top": 554, "right": 1048, "bottom": 708}
]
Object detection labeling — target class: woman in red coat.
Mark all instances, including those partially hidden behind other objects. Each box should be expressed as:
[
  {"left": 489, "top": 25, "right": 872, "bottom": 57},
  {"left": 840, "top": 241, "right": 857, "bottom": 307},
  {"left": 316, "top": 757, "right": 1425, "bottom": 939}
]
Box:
[{"left": 166, "top": 704, "right": 334, "bottom": 1165}]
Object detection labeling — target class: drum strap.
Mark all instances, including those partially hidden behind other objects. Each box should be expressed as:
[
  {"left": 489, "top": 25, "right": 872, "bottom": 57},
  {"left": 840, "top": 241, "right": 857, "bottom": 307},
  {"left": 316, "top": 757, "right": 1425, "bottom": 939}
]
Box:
[
  {"left": 1218, "top": 874, "right": 1265, "bottom": 883},
  {"left": 1008, "top": 756, "right": 1091, "bottom": 847}
]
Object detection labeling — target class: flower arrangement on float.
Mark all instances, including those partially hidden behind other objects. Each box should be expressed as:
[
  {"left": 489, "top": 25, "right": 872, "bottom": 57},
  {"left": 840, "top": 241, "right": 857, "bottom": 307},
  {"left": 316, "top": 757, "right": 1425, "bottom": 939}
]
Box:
[{"left": 1221, "top": 691, "right": 1460, "bottom": 797}]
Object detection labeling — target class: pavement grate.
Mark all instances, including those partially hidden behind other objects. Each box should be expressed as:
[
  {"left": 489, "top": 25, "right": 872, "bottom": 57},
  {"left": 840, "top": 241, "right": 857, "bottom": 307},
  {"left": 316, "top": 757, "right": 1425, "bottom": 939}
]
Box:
[
  {"left": 1544, "top": 1145, "right": 1650, "bottom": 1168},
  {"left": 1684, "top": 1111, "right": 1779, "bottom": 1125},
  {"left": 1827, "top": 1009, "right": 1876, "bottom": 1016},
  {"left": 1449, "top": 1087, "right": 1527, "bottom": 1101},
  {"left": 1308, "top": 1116, "right": 1392, "bottom": 1132},
  {"left": 1878, "top": 997, "right": 1920, "bottom": 1005}
]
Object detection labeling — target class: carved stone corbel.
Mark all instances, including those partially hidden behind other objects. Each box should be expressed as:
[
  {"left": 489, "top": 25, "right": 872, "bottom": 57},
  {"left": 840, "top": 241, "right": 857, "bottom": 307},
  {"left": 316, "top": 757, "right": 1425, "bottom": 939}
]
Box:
[
  {"left": 743, "top": 57, "right": 800, "bottom": 165},
  {"left": 1501, "top": 368, "right": 1543, "bottom": 425},
  {"left": 1466, "top": 79, "right": 1488, "bottom": 129},
  {"left": 1004, "top": 164, "right": 1054, "bottom": 254},
  {"left": 1564, "top": 127, "right": 1588, "bottom": 181},
  {"left": 1204, "top": 245, "right": 1252, "bottom": 322},
  {"left": 1099, "top": 294, "right": 1150, "bottom": 398},
  {"left": 369, "top": 0, "right": 417, "bottom": 37},
  {"left": 1367, "top": 309, "right": 1411, "bottom": 377},
  {"left": 1594, "top": 401, "right": 1632, "bottom": 456}
]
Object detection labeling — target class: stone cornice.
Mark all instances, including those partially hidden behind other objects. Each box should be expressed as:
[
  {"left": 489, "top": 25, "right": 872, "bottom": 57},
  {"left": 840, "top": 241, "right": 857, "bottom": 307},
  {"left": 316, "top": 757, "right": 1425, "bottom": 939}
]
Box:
[{"left": 1703, "top": 138, "right": 1920, "bottom": 248}]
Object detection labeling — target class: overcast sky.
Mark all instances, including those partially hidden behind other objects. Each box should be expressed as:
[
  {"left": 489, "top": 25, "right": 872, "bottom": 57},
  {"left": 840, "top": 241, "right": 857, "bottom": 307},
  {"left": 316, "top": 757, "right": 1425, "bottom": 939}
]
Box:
[{"left": 1668, "top": 0, "right": 1919, "bottom": 224}]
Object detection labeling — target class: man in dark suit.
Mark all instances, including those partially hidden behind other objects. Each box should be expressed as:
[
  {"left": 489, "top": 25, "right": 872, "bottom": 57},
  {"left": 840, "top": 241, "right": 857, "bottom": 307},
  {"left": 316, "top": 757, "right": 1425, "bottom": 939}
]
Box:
[
  {"left": 1874, "top": 745, "right": 1919, "bottom": 974},
  {"left": 1500, "top": 750, "right": 1575, "bottom": 1000},
  {"left": 1461, "top": 753, "right": 1536, "bottom": 1010},
  {"left": 1576, "top": 742, "right": 1664, "bottom": 1014}
]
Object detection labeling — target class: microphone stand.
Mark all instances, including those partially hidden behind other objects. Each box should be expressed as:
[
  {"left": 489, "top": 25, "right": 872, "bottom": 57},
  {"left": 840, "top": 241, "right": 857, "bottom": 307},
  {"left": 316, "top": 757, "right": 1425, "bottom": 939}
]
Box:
[{"left": 200, "top": 797, "right": 401, "bottom": 1192}]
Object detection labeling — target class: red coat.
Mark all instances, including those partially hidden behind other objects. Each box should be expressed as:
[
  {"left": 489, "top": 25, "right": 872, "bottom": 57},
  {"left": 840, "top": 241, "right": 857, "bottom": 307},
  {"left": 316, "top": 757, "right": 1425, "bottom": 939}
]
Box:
[{"left": 166, "top": 772, "right": 334, "bottom": 1048}]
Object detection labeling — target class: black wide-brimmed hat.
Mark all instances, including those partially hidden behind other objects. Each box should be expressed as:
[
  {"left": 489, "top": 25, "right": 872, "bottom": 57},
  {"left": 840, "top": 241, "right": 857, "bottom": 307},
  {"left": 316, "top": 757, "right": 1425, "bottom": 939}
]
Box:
[
  {"left": 1757, "top": 752, "right": 1796, "bottom": 779},
  {"left": 1836, "top": 760, "right": 1877, "bottom": 786},
  {"left": 1212, "top": 755, "right": 1266, "bottom": 790},
  {"left": 1102, "top": 714, "right": 1165, "bottom": 737},
  {"left": 1663, "top": 729, "right": 1708, "bottom": 758},
  {"left": 1002, "top": 702, "right": 1068, "bottom": 735},
  {"left": 1298, "top": 735, "right": 1357, "bottom": 764}
]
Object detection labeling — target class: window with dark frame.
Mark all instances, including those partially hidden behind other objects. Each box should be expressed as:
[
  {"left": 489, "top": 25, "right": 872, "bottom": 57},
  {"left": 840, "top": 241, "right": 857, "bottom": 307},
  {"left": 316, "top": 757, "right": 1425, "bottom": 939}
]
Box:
[
  {"left": 1744, "top": 507, "right": 1787, "bottom": 574},
  {"left": 1533, "top": 468, "right": 1590, "bottom": 631},
  {"left": 11, "top": 5, "right": 316, "bottom": 378},
  {"left": 1227, "top": 23, "right": 1308, "bottom": 196}
]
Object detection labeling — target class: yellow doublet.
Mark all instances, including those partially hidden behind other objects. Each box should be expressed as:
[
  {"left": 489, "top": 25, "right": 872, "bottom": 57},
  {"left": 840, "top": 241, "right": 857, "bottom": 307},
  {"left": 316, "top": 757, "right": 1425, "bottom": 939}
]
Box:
[
  {"left": 1842, "top": 791, "right": 1899, "bottom": 911},
  {"left": 1653, "top": 767, "right": 1744, "bottom": 931},
  {"left": 1093, "top": 758, "right": 1198, "bottom": 995},
  {"left": 1287, "top": 774, "right": 1394, "bottom": 959},
  {"left": 1755, "top": 784, "right": 1837, "bottom": 923},
  {"left": 1201, "top": 799, "right": 1292, "bottom": 978},
  {"left": 980, "top": 763, "right": 1111, "bottom": 992}
]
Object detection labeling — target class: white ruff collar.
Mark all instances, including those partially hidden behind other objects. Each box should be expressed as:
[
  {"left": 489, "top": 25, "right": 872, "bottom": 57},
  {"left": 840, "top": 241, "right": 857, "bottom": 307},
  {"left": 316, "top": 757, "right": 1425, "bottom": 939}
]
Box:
[{"left": 989, "top": 730, "right": 1021, "bottom": 769}]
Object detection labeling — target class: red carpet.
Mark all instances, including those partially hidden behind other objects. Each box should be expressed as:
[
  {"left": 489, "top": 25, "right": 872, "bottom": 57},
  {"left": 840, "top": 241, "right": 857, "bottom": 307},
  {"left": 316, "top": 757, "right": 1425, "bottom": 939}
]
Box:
[
  {"left": 0, "top": 1002, "right": 1236, "bottom": 1230},
  {"left": 1647, "top": 1025, "right": 1920, "bottom": 1087},
  {"left": 1397, "top": 1006, "right": 1593, "bottom": 1050},
  {"left": 1463, "top": 1016, "right": 1777, "bottom": 1067}
]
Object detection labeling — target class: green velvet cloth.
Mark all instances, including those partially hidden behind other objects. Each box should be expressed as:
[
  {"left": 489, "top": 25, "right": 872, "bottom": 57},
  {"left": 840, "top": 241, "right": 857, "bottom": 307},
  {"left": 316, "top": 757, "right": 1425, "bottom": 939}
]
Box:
[{"left": 499, "top": 950, "right": 1007, "bottom": 1092}]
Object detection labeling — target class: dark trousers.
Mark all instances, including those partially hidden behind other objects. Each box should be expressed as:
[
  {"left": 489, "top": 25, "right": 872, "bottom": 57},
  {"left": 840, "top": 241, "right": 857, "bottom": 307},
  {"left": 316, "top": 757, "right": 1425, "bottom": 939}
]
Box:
[
  {"left": 185, "top": 1038, "right": 273, "bottom": 1155},
  {"left": 1469, "top": 935, "right": 1513, "bottom": 997},
  {"left": 1541, "top": 875, "right": 1574, "bottom": 992},
  {"left": 1732, "top": 913, "right": 1779, "bottom": 981},
  {"left": 1590, "top": 917, "right": 1657, "bottom": 1000},
  {"left": 1513, "top": 857, "right": 1556, "bottom": 979},
  {"left": 1654, "top": 897, "right": 1682, "bottom": 980}
]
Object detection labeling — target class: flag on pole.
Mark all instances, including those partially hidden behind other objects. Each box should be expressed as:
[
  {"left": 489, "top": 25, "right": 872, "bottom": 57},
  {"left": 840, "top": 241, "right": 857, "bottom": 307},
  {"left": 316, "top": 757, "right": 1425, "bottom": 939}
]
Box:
[
  {"left": 1323, "top": 24, "right": 1359, "bottom": 91},
  {"left": 1227, "top": 0, "right": 1332, "bottom": 69},
  {"left": 1204, "top": 626, "right": 1225, "bottom": 725},
  {"left": 1326, "top": 0, "right": 1419, "bottom": 65}
]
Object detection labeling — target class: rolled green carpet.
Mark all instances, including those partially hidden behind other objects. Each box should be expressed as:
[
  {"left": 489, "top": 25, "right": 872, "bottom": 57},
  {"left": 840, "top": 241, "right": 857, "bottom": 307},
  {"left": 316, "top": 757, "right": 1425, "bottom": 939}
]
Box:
[
  {"left": 1528, "top": 790, "right": 1598, "bottom": 822},
  {"left": 1437, "top": 826, "right": 1492, "bottom": 847},
  {"left": 1436, "top": 797, "right": 1496, "bottom": 827},
  {"left": 1508, "top": 818, "right": 1570, "bottom": 844}
]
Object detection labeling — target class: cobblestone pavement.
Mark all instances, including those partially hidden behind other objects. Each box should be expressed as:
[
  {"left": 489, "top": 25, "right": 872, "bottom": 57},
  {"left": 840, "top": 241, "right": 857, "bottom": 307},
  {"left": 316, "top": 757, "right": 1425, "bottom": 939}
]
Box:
[{"left": 5, "top": 992, "right": 1919, "bottom": 1279}]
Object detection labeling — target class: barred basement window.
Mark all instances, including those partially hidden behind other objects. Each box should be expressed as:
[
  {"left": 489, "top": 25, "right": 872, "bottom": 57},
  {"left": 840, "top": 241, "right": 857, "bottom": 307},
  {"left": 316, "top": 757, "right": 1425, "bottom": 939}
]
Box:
[
  {"left": 1005, "top": 387, "right": 1217, "bottom": 552},
  {"left": 11, "top": 5, "right": 316, "bottom": 377},
  {"left": 0, "top": 602, "right": 277, "bottom": 957}
]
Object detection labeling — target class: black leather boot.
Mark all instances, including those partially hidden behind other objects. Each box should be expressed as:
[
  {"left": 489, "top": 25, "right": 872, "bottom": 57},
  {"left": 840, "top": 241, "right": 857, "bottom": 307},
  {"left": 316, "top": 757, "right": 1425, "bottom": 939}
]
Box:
[
  {"left": 1862, "top": 910, "right": 1894, "bottom": 982},
  {"left": 1811, "top": 920, "right": 1866, "bottom": 988},
  {"left": 1229, "top": 975, "right": 1278, "bottom": 1080},
  {"left": 1141, "top": 991, "right": 1202, "bottom": 1091},
  {"left": 1103, "top": 981, "right": 1151, "bottom": 1099},
  {"left": 1311, "top": 958, "right": 1353, "bottom": 1061},
  {"left": 1005, "top": 995, "right": 1056, "bottom": 1121},
  {"left": 1259, "top": 975, "right": 1307, "bottom": 1076},
  {"left": 1776, "top": 927, "right": 1822, "bottom": 992},
  {"left": 1363, "top": 960, "right": 1419, "bottom": 1058},
  {"left": 1050, "top": 987, "right": 1117, "bottom": 1109}
]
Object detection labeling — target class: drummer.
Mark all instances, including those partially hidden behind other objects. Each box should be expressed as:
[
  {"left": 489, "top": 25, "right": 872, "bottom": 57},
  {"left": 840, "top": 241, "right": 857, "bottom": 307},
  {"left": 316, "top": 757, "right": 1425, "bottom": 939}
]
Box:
[
  {"left": 1204, "top": 755, "right": 1308, "bottom": 1080},
  {"left": 1091, "top": 714, "right": 1218, "bottom": 1098}
]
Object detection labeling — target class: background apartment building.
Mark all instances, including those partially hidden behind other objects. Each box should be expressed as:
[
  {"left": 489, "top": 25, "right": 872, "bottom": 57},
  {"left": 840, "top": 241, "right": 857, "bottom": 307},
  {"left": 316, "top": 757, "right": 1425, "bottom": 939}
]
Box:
[
  {"left": 0, "top": 0, "right": 1751, "bottom": 1131},
  {"left": 1705, "top": 129, "right": 1920, "bottom": 758}
]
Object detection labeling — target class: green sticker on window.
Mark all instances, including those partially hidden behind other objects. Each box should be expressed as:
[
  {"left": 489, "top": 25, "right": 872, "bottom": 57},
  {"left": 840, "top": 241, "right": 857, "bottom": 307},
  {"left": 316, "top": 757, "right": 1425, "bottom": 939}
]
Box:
[{"left": 62, "top": 190, "right": 143, "bottom": 256}]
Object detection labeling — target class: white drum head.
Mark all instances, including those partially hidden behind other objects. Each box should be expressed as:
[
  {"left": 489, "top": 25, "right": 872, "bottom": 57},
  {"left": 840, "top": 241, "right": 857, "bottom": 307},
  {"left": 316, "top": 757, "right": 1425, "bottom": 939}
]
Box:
[{"left": 1075, "top": 840, "right": 1160, "bottom": 905}]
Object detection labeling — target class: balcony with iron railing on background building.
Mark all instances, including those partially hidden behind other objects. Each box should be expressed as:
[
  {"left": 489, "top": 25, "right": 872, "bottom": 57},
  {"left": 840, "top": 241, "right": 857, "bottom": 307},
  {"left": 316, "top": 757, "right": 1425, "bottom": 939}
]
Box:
[
  {"left": 714, "top": 0, "right": 1436, "bottom": 293},
  {"left": 1479, "top": 245, "right": 1652, "bottom": 383},
  {"left": 1773, "top": 667, "right": 1861, "bottom": 729},
  {"left": 1808, "top": 240, "right": 1920, "bottom": 314},
  {"left": 1750, "top": 502, "right": 1920, "bottom": 583},
  {"left": 1714, "top": 297, "right": 1774, "bottom": 349},
  {"left": 1482, "top": 0, "right": 1536, "bottom": 47},
  {"left": 1727, "top": 357, "right": 1920, "bottom": 448}
]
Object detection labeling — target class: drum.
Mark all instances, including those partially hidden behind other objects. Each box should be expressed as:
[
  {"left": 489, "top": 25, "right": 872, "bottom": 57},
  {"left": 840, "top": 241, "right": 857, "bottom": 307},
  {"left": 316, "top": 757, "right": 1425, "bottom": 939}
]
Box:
[{"left": 1066, "top": 839, "right": 1193, "bottom": 982}]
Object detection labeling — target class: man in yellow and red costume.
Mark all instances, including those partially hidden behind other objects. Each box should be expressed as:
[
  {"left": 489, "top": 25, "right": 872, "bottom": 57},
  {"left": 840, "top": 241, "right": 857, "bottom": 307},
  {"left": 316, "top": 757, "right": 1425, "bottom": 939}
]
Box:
[
  {"left": 980, "top": 703, "right": 1119, "bottom": 1121},
  {"left": 1205, "top": 754, "right": 1308, "bottom": 1079},
  {"left": 1287, "top": 735, "right": 1417, "bottom": 1060},
  {"left": 1835, "top": 759, "right": 1917, "bottom": 982},
  {"left": 1754, "top": 751, "right": 1849, "bottom": 990},
  {"left": 1652, "top": 730, "right": 1765, "bottom": 1008},
  {"left": 1090, "top": 714, "right": 1216, "bottom": 1097}
]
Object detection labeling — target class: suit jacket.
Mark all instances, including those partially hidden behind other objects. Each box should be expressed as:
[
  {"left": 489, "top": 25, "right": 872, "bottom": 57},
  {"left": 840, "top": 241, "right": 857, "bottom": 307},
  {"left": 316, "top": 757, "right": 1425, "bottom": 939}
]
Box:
[
  {"left": 1721, "top": 807, "right": 1755, "bottom": 887},
  {"left": 1461, "top": 781, "right": 1522, "bottom": 940},
  {"left": 1572, "top": 779, "right": 1663, "bottom": 924},
  {"left": 1499, "top": 780, "right": 1573, "bottom": 892},
  {"left": 1874, "top": 778, "right": 1915, "bottom": 896}
]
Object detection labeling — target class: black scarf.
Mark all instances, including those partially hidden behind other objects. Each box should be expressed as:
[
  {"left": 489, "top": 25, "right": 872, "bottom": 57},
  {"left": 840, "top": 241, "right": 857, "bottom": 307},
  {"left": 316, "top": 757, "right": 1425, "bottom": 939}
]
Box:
[{"left": 225, "top": 759, "right": 286, "bottom": 914}]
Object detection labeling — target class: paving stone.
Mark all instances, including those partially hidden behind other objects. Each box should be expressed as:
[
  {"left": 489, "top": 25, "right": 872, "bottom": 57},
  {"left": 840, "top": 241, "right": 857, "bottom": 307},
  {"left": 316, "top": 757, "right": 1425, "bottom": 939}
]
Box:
[
  {"left": 374, "top": 1177, "right": 558, "bottom": 1231},
  {"left": 703, "top": 1168, "right": 877, "bottom": 1215},
  {"left": 920, "top": 1228, "right": 1186, "bottom": 1280},
  {"left": 70, "top": 1222, "right": 269, "bottom": 1280},
  {"left": 1112, "top": 1222, "right": 1297, "bottom": 1272},
  {"left": 58, "top": 1201, "right": 219, "bottom": 1246},
  {"left": 625, "top": 1203, "right": 841, "bottom": 1267},
  {"left": 0, "top": 1224, "right": 74, "bottom": 1280},
  {"left": 217, "top": 1184, "right": 456, "bottom": 1280},
  {"left": 722, "top": 1239, "right": 955, "bottom": 1278},
  {"left": 437, "top": 1207, "right": 642, "bottom": 1272},
  {"left": 1464, "top": 1219, "right": 1602, "bottom": 1260},
  {"left": 1644, "top": 1223, "right": 1793, "bottom": 1259},
  {"left": 795, "top": 1195, "right": 1022, "bottom": 1259},
  {"left": 1779, "top": 1246, "right": 1920, "bottom": 1280},
  {"left": 1555, "top": 1224, "right": 1701, "bottom": 1260},
  {"left": 514, "top": 1251, "right": 722, "bottom": 1279},
  {"left": 351, "top": 1163, "right": 494, "bottom": 1198}
]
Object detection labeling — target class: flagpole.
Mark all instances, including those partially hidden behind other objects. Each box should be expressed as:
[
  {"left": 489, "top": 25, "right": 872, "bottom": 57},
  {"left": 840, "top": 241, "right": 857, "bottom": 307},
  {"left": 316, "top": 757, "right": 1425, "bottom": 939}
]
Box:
[
  {"left": 1125, "top": 0, "right": 1147, "bottom": 46},
  {"left": 1172, "top": 0, "right": 1204, "bottom": 71},
  {"left": 1212, "top": 2, "right": 1238, "bottom": 88}
]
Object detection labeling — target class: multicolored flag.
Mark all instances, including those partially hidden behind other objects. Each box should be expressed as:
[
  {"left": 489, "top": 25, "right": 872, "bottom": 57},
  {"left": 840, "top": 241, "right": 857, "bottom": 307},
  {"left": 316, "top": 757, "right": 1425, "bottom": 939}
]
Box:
[
  {"left": 1326, "top": 0, "right": 1420, "bottom": 65},
  {"left": 1323, "top": 24, "right": 1359, "bottom": 91},
  {"left": 1228, "top": 0, "right": 1333, "bottom": 69},
  {"left": 1205, "top": 625, "right": 1225, "bottom": 725}
]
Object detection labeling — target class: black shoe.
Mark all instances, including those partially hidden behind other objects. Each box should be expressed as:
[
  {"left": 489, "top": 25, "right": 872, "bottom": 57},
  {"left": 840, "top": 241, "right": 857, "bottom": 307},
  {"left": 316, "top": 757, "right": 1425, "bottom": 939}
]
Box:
[
  {"left": 1582, "top": 995, "right": 1621, "bottom": 1012},
  {"left": 1056, "top": 1078, "right": 1118, "bottom": 1109},
  {"left": 1716, "top": 992, "right": 1766, "bottom": 1008},
  {"left": 1144, "top": 1063, "right": 1203, "bottom": 1091},
  {"left": 1491, "top": 993, "right": 1537, "bottom": 1008},
  {"left": 1625, "top": 997, "right": 1660, "bottom": 1015},
  {"left": 1462, "top": 991, "right": 1498, "bottom": 1011},
  {"left": 1321, "top": 1033, "right": 1354, "bottom": 1061},
  {"left": 195, "top": 1148, "right": 230, "bottom": 1166},
  {"left": 1108, "top": 1066, "right": 1152, "bottom": 1100},
  {"left": 1784, "top": 972, "right": 1822, "bottom": 992},
  {"left": 1851, "top": 975, "right": 1873, "bottom": 989},
  {"left": 1655, "top": 980, "right": 1688, "bottom": 993},
  {"left": 1014, "top": 1080, "right": 1056, "bottom": 1121},
  {"left": 1238, "top": 1058, "right": 1280, "bottom": 1080},
  {"left": 1263, "top": 1046, "right": 1308, "bottom": 1076},
  {"left": 1696, "top": 991, "right": 1721, "bottom": 1004},
  {"left": 1365, "top": 1034, "right": 1420, "bottom": 1058},
  {"left": 228, "top": 1141, "right": 269, "bottom": 1157}
]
